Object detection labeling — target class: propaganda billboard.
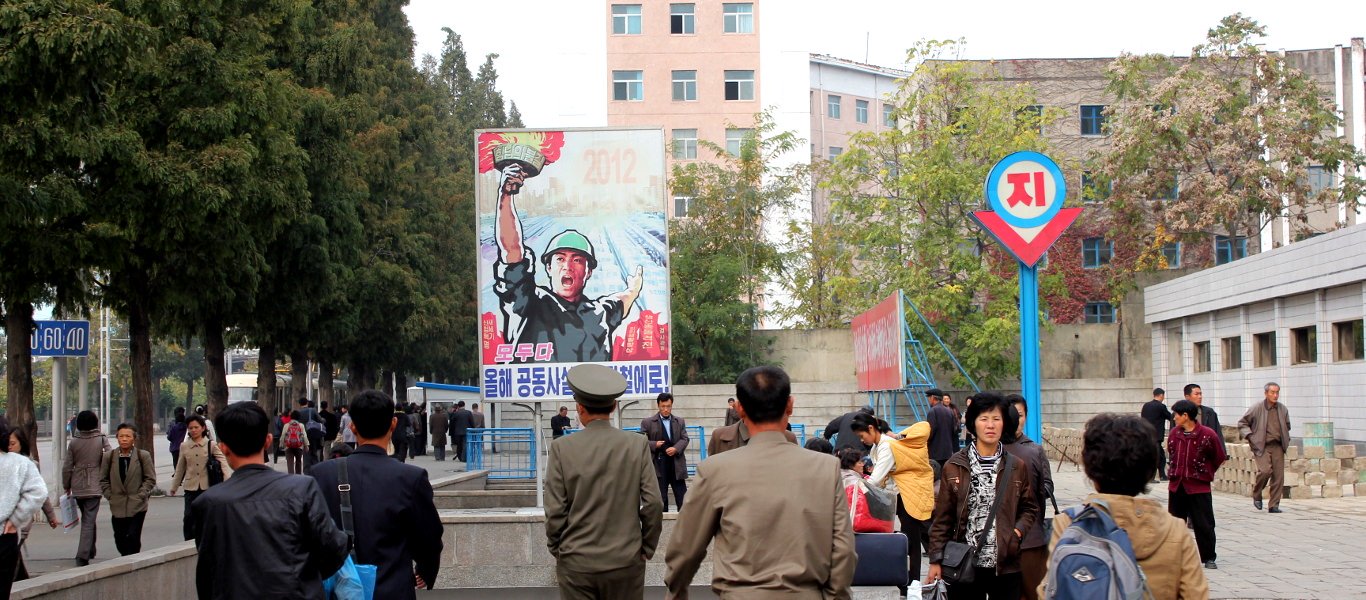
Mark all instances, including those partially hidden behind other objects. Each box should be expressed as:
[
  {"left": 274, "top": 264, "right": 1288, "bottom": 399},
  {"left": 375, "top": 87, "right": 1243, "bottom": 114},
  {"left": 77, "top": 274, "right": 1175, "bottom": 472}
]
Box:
[
  {"left": 851, "top": 292, "right": 905, "bottom": 392},
  {"left": 476, "top": 128, "right": 671, "bottom": 401}
]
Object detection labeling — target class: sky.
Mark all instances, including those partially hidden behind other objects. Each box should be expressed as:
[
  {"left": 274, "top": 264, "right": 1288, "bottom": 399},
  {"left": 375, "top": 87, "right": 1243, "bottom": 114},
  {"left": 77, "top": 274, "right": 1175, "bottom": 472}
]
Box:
[{"left": 404, "top": 0, "right": 1366, "bottom": 128}]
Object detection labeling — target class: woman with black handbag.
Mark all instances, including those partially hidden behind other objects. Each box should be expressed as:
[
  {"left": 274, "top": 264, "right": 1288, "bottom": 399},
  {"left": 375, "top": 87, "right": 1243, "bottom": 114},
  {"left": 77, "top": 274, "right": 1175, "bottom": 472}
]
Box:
[
  {"left": 927, "top": 392, "right": 1038, "bottom": 599},
  {"left": 169, "top": 415, "right": 230, "bottom": 540}
]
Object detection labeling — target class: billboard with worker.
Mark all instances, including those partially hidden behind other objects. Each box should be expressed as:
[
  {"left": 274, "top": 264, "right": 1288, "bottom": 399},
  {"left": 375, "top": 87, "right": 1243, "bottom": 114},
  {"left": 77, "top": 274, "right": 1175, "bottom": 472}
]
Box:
[{"left": 476, "top": 128, "right": 671, "bottom": 401}]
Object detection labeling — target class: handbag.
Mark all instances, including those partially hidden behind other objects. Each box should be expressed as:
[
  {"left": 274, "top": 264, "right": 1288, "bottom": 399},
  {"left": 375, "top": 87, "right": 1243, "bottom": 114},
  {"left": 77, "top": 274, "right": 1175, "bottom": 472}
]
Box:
[
  {"left": 59, "top": 494, "right": 80, "bottom": 530},
  {"left": 847, "top": 480, "right": 894, "bottom": 533},
  {"left": 205, "top": 449, "right": 225, "bottom": 487},
  {"left": 941, "top": 455, "right": 1015, "bottom": 585},
  {"left": 330, "top": 458, "right": 378, "bottom": 600}
]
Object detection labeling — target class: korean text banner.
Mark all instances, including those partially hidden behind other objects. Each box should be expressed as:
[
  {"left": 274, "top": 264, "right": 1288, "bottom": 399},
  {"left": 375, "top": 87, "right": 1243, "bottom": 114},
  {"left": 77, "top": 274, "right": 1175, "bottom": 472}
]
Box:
[
  {"left": 476, "top": 128, "right": 671, "bottom": 401},
  {"left": 851, "top": 293, "right": 905, "bottom": 392}
]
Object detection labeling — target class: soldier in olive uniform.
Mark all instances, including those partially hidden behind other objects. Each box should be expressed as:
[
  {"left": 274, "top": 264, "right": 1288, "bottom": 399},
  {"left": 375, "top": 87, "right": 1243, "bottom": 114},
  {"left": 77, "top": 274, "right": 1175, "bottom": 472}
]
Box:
[{"left": 544, "top": 364, "right": 663, "bottom": 599}]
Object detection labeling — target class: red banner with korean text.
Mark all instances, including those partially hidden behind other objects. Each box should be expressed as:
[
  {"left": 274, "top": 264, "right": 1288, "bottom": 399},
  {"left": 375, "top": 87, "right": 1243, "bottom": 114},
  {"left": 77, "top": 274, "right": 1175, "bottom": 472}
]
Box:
[{"left": 851, "top": 293, "right": 905, "bottom": 392}]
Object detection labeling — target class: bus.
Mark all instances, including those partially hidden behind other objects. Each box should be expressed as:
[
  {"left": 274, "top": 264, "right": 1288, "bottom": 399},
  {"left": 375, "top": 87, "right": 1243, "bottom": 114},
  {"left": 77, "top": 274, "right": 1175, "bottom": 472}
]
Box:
[{"left": 225, "top": 373, "right": 349, "bottom": 408}]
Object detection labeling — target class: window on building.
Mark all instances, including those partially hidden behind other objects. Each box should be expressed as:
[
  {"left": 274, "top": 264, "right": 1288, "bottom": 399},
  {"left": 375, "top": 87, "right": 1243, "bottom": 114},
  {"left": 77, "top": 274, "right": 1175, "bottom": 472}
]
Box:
[
  {"left": 722, "top": 3, "right": 753, "bottom": 33},
  {"left": 612, "top": 70, "right": 643, "bottom": 101},
  {"left": 1161, "top": 242, "right": 1181, "bottom": 269},
  {"left": 1254, "top": 331, "right": 1277, "bottom": 367},
  {"left": 1019, "top": 104, "right": 1044, "bottom": 133},
  {"left": 828, "top": 146, "right": 842, "bottom": 161},
  {"left": 612, "top": 4, "right": 642, "bottom": 34},
  {"left": 855, "top": 99, "right": 869, "bottom": 124},
  {"left": 1291, "top": 325, "right": 1317, "bottom": 364},
  {"left": 1306, "top": 165, "right": 1335, "bottom": 197},
  {"left": 1080, "top": 104, "right": 1107, "bottom": 136},
  {"left": 827, "top": 94, "right": 841, "bottom": 119},
  {"left": 725, "top": 128, "right": 751, "bottom": 156},
  {"left": 1081, "top": 171, "right": 1110, "bottom": 203},
  {"left": 1214, "top": 235, "right": 1247, "bottom": 265},
  {"left": 670, "top": 3, "right": 695, "bottom": 34},
  {"left": 1193, "top": 341, "right": 1211, "bottom": 372},
  {"left": 1154, "top": 172, "right": 1179, "bottom": 200},
  {"left": 672, "top": 128, "right": 697, "bottom": 160},
  {"left": 1222, "top": 336, "right": 1242, "bottom": 370},
  {"left": 1084, "top": 301, "right": 1115, "bottom": 324},
  {"left": 724, "top": 70, "right": 754, "bottom": 101},
  {"left": 883, "top": 103, "right": 895, "bottom": 127},
  {"left": 1334, "top": 319, "right": 1365, "bottom": 361},
  {"left": 673, "top": 196, "right": 693, "bottom": 218},
  {"left": 1082, "top": 238, "right": 1113, "bottom": 268},
  {"left": 672, "top": 70, "right": 697, "bottom": 101}
]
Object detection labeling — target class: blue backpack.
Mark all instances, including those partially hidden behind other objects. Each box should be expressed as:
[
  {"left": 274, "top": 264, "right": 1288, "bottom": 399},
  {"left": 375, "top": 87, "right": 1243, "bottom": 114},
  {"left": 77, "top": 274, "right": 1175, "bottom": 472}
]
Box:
[{"left": 1043, "top": 501, "right": 1153, "bottom": 600}]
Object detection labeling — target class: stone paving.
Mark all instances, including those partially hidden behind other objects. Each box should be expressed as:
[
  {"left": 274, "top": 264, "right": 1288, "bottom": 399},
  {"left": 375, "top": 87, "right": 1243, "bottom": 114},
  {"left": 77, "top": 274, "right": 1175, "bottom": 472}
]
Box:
[{"left": 1048, "top": 461, "right": 1365, "bottom": 599}]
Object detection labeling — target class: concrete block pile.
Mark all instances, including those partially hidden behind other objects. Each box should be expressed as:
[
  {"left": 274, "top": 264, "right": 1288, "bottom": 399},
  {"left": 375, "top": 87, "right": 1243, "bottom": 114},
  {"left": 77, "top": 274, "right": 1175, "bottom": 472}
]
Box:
[{"left": 1041, "top": 427, "right": 1362, "bottom": 500}]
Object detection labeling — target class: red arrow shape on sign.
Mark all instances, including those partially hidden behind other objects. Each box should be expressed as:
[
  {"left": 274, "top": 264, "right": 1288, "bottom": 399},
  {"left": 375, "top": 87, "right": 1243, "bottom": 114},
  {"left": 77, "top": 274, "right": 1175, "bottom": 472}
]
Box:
[{"left": 972, "top": 207, "right": 1082, "bottom": 268}]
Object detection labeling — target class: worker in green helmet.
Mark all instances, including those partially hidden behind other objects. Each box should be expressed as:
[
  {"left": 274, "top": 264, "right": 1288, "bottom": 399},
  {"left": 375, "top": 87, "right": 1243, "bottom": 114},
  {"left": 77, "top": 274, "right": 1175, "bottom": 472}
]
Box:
[{"left": 493, "top": 163, "right": 645, "bottom": 362}]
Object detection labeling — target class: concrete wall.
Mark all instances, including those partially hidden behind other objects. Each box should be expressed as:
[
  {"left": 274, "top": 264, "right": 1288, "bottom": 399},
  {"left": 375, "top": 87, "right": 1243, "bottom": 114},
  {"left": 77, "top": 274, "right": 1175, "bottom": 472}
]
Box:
[{"left": 12, "top": 543, "right": 197, "bottom": 599}]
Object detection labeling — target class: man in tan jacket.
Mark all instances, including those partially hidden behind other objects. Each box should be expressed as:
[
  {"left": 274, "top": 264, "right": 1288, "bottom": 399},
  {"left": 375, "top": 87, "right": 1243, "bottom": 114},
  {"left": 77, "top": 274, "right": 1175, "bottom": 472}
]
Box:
[
  {"left": 544, "top": 364, "right": 663, "bottom": 599},
  {"left": 665, "top": 366, "right": 856, "bottom": 599},
  {"left": 1238, "top": 382, "right": 1291, "bottom": 513}
]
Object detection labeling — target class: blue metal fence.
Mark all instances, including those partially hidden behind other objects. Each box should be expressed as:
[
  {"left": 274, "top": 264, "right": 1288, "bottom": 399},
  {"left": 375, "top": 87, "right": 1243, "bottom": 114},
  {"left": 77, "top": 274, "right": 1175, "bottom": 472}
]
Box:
[
  {"left": 466, "top": 428, "right": 536, "bottom": 479},
  {"left": 563, "top": 424, "right": 707, "bottom": 476},
  {"left": 790, "top": 424, "right": 808, "bottom": 446}
]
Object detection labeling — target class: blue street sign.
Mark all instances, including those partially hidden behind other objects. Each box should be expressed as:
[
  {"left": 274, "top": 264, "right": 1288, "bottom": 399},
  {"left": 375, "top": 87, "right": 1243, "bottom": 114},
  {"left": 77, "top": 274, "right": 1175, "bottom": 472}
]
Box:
[{"left": 30, "top": 320, "right": 90, "bottom": 357}]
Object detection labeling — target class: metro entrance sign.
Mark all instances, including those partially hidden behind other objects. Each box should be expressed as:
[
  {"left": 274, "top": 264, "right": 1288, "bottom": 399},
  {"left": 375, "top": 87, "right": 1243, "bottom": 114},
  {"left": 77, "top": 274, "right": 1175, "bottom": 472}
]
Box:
[{"left": 971, "top": 151, "right": 1080, "bottom": 442}]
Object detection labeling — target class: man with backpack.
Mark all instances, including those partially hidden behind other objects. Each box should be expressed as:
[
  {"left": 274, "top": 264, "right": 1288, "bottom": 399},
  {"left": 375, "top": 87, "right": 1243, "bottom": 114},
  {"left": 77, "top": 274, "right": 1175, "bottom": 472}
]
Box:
[
  {"left": 281, "top": 412, "right": 310, "bottom": 475},
  {"left": 296, "top": 398, "right": 326, "bottom": 466},
  {"left": 1040, "top": 414, "right": 1207, "bottom": 599}
]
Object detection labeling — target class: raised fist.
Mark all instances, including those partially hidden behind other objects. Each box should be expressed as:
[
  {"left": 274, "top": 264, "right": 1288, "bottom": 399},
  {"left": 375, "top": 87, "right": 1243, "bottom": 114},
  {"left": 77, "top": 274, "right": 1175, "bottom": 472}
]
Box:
[{"left": 500, "top": 163, "right": 526, "bottom": 196}]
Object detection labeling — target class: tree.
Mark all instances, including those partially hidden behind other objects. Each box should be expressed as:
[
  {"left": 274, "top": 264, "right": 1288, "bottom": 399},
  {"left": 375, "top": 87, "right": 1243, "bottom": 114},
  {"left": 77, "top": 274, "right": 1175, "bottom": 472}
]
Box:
[
  {"left": 0, "top": 0, "right": 147, "bottom": 450},
  {"left": 86, "top": 0, "right": 311, "bottom": 456},
  {"left": 1097, "top": 14, "right": 1366, "bottom": 266},
  {"left": 795, "top": 40, "right": 1067, "bottom": 387},
  {"left": 669, "top": 112, "right": 804, "bottom": 384}
]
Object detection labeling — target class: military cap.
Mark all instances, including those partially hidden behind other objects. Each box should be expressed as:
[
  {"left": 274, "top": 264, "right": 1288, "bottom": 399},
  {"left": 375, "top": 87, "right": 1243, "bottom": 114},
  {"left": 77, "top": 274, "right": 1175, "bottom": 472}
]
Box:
[{"left": 567, "top": 364, "right": 627, "bottom": 408}]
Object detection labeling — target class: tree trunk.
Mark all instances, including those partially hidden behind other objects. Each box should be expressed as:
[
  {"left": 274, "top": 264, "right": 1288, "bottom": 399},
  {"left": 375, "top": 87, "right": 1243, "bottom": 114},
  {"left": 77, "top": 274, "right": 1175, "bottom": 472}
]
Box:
[
  {"left": 127, "top": 301, "right": 156, "bottom": 464},
  {"left": 395, "top": 372, "right": 408, "bottom": 404},
  {"left": 184, "top": 377, "right": 195, "bottom": 413},
  {"left": 290, "top": 351, "right": 309, "bottom": 406},
  {"left": 202, "top": 320, "right": 229, "bottom": 420},
  {"left": 318, "top": 359, "right": 336, "bottom": 409},
  {"left": 5, "top": 301, "right": 38, "bottom": 460},
  {"left": 381, "top": 369, "right": 395, "bottom": 398},
  {"left": 346, "top": 362, "right": 364, "bottom": 397},
  {"left": 258, "top": 343, "right": 278, "bottom": 419}
]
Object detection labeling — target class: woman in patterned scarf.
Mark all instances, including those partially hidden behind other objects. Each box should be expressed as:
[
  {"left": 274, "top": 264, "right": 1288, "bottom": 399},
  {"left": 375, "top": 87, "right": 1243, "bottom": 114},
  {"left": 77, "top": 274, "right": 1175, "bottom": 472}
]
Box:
[{"left": 926, "top": 392, "right": 1038, "bottom": 599}]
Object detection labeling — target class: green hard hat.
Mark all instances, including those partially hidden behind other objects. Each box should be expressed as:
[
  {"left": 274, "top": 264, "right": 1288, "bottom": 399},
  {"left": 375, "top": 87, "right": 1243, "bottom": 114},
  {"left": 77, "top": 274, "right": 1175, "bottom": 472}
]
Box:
[{"left": 541, "top": 229, "right": 598, "bottom": 269}]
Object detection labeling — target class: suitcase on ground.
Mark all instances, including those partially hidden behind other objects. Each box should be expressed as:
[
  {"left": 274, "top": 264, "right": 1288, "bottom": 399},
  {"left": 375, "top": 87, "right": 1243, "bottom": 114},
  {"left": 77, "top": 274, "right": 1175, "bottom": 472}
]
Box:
[{"left": 852, "top": 532, "right": 909, "bottom": 587}]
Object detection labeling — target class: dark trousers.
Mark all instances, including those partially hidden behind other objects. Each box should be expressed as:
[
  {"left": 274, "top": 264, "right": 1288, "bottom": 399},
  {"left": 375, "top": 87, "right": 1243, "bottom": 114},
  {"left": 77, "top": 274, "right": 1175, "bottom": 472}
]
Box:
[
  {"left": 895, "top": 496, "right": 929, "bottom": 585},
  {"left": 170, "top": 450, "right": 181, "bottom": 472},
  {"left": 452, "top": 434, "right": 467, "bottom": 461},
  {"left": 76, "top": 496, "right": 101, "bottom": 561},
  {"left": 555, "top": 560, "right": 645, "bottom": 600},
  {"left": 392, "top": 438, "right": 409, "bottom": 463},
  {"left": 307, "top": 431, "right": 325, "bottom": 465},
  {"left": 182, "top": 490, "right": 204, "bottom": 541},
  {"left": 433, "top": 442, "right": 446, "bottom": 461},
  {"left": 946, "top": 570, "right": 1022, "bottom": 600},
  {"left": 0, "top": 533, "right": 19, "bottom": 598},
  {"left": 285, "top": 448, "right": 305, "bottom": 474},
  {"left": 1169, "top": 489, "right": 1216, "bottom": 562},
  {"left": 110, "top": 510, "right": 146, "bottom": 556},
  {"left": 657, "top": 456, "right": 686, "bottom": 511}
]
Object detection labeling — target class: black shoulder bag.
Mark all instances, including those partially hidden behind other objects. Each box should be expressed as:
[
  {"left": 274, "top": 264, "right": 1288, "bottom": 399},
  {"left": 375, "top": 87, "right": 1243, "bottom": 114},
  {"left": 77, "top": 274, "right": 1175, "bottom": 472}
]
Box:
[
  {"left": 205, "top": 447, "right": 225, "bottom": 487},
  {"left": 941, "top": 454, "right": 1015, "bottom": 585}
]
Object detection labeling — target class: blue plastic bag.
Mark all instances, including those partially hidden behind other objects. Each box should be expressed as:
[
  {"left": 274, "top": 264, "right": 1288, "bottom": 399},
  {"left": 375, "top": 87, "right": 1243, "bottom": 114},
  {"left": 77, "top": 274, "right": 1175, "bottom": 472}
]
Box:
[{"left": 322, "top": 555, "right": 370, "bottom": 600}]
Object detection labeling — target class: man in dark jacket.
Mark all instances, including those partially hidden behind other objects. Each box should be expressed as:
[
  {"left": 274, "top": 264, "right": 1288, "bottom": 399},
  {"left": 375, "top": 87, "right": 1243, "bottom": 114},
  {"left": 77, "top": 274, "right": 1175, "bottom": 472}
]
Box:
[
  {"left": 550, "top": 406, "right": 573, "bottom": 439},
  {"left": 925, "top": 389, "right": 959, "bottom": 466},
  {"left": 320, "top": 401, "right": 341, "bottom": 446},
  {"left": 297, "top": 398, "right": 326, "bottom": 466},
  {"left": 1141, "top": 388, "right": 1173, "bottom": 481},
  {"left": 448, "top": 402, "right": 475, "bottom": 462},
  {"left": 1184, "top": 384, "right": 1225, "bottom": 454},
  {"left": 429, "top": 405, "right": 449, "bottom": 461},
  {"left": 312, "top": 391, "right": 444, "bottom": 599},
  {"left": 1004, "top": 395, "right": 1054, "bottom": 600},
  {"left": 192, "top": 402, "right": 348, "bottom": 600},
  {"left": 823, "top": 406, "right": 873, "bottom": 453},
  {"left": 640, "top": 393, "right": 689, "bottom": 511},
  {"left": 391, "top": 404, "right": 411, "bottom": 463}
]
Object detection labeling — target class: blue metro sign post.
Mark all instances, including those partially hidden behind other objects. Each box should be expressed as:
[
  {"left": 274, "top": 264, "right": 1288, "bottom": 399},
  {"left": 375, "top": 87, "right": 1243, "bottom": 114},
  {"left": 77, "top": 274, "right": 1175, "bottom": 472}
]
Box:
[{"left": 971, "top": 152, "right": 1081, "bottom": 442}]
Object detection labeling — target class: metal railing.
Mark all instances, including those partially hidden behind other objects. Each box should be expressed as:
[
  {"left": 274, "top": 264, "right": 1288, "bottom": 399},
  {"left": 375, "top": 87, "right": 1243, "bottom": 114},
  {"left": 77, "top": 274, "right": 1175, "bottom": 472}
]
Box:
[
  {"left": 563, "top": 424, "right": 707, "bottom": 476},
  {"left": 466, "top": 428, "right": 536, "bottom": 479}
]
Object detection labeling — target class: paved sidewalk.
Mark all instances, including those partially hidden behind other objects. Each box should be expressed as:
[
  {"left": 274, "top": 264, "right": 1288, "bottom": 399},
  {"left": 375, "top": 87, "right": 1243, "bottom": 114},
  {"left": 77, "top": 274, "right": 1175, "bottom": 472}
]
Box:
[{"left": 1048, "top": 461, "right": 1364, "bottom": 599}]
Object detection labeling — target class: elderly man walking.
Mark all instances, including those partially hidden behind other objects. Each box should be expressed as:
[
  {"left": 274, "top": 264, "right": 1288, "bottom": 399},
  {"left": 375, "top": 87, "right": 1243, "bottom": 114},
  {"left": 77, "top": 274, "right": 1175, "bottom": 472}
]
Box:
[{"left": 1238, "top": 382, "right": 1291, "bottom": 513}]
